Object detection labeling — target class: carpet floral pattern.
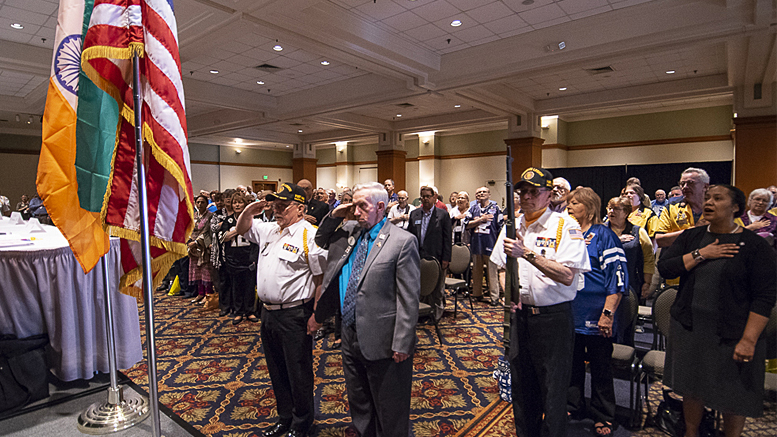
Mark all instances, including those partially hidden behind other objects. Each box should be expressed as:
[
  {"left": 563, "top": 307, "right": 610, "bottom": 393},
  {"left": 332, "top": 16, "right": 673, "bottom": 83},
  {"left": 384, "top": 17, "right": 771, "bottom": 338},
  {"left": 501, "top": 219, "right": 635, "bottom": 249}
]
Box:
[
  {"left": 126, "top": 291, "right": 505, "bottom": 436},
  {"left": 125, "top": 290, "right": 776, "bottom": 436}
]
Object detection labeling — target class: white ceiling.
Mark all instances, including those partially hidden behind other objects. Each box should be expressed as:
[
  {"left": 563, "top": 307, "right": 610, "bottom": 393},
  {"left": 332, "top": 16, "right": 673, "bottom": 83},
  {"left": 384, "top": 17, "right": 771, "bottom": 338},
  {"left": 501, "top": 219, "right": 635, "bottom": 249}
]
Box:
[{"left": 0, "top": 0, "right": 774, "bottom": 150}]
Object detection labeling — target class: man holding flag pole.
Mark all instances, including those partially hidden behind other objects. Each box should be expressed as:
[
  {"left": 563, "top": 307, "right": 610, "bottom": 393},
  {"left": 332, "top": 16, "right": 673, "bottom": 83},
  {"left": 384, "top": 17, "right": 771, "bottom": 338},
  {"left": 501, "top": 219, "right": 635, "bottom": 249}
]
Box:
[{"left": 38, "top": 0, "right": 194, "bottom": 434}]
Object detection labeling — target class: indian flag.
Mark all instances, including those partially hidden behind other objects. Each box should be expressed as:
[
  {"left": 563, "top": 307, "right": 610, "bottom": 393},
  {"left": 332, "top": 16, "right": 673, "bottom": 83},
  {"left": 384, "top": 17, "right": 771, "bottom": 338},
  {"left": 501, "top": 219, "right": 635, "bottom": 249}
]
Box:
[{"left": 38, "top": 0, "right": 112, "bottom": 273}]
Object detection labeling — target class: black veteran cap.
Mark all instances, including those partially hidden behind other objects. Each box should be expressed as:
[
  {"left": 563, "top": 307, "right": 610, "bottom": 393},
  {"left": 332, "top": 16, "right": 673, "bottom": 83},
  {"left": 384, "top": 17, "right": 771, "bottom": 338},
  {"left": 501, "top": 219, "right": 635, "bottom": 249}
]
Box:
[
  {"left": 266, "top": 183, "right": 307, "bottom": 204},
  {"left": 515, "top": 167, "right": 554, "bottom": 190}
]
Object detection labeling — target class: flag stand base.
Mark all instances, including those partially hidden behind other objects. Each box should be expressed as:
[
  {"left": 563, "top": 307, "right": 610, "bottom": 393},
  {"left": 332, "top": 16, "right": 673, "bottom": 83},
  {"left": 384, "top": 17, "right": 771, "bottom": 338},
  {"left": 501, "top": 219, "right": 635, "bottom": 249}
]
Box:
[{"left": 77, "top": 385, "right": 150, "bottom": 435}]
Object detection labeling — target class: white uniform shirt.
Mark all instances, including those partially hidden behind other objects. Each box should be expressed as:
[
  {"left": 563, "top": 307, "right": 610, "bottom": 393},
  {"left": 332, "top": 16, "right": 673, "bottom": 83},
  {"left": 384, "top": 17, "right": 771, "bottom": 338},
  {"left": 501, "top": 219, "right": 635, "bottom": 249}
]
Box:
[
  {"left": 244, "top": 218, "right": 327, "bottom": 304},
  {"left": 490, "top": 208, "right": 590, "bottom": 306},
  {"left": 387, "top": 203, "right": 415, "bottom": 230}
]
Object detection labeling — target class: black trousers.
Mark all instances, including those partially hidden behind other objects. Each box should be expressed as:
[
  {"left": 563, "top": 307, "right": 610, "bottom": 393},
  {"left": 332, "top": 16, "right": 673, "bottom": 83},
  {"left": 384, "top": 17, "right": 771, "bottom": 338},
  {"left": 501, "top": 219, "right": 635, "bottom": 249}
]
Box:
[
  {"left": 568, "top": 333, "right": 616, "bottom": 424},
  {"left": 218, "top": 266, "right": 231, "bottom": 311},
  {"left": 510, "top": 303, "right": 574, "bottom": 437},
  {"left": 229, "top": 268, "right": 256, "bottom": 316},
  {"left": 341, "top": 325, "right": 413, "bottom": 437},
  {"left": 260, "top": 301, "right": 314, "bottom": 432}
]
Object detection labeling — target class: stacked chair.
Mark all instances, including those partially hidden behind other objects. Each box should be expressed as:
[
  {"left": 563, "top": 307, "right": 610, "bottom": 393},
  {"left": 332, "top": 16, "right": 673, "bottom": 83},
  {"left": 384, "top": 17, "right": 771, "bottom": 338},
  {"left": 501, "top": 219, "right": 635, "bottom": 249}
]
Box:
[
  {"left": 418, "top": 257, "right": 443, "bottom": 343},
  {"left": 635, "top": 286, "right": 678, "bottom": 427},
  {"left": 611, "top": 289, "right": 640, "bottom": 427},
  {"left": 444, "top": 243, "right": 473, "bottom": 319}
]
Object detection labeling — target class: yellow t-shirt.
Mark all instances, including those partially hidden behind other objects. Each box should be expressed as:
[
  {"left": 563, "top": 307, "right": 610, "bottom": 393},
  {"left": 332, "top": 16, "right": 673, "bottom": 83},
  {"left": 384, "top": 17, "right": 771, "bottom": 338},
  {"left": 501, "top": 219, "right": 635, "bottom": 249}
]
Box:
[
  {"left": 654, "top": 201, "right": 696, "bottom": 235},
  {"left": 628, "top": 206, "right": 658, "bottom": 238}
]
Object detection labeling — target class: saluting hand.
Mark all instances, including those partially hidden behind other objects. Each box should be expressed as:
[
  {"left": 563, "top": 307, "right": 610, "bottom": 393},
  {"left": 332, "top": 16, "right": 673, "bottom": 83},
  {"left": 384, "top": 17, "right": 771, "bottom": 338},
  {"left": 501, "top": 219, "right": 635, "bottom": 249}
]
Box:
[{"left": 332, "top": 203, "right": 356, "bottom": 219}]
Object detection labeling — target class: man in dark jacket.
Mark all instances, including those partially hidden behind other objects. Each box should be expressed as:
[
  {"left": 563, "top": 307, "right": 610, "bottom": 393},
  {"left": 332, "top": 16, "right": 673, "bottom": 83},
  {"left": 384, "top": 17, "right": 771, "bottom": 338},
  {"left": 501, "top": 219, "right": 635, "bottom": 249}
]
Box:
[
  {"left": 408, "top": 186, "right": 451, "bottom": 320},
  {"left": 297, "top": 179, "right": 329, "bottom": 225}
]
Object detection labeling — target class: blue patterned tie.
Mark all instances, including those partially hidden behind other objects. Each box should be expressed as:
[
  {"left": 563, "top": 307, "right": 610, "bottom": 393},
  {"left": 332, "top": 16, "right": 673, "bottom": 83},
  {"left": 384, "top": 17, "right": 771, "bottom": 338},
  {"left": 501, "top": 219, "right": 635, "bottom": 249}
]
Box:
[{"left": 342, "top": 236, "right": 369, "bottom": 328}]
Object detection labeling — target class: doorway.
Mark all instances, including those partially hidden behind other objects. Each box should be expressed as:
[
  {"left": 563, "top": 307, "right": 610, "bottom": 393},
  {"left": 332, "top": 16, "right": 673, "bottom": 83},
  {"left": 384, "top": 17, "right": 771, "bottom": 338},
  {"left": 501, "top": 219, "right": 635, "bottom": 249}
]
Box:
[{"left": 252, "top": 181, "right": 278, "bottom": 193}]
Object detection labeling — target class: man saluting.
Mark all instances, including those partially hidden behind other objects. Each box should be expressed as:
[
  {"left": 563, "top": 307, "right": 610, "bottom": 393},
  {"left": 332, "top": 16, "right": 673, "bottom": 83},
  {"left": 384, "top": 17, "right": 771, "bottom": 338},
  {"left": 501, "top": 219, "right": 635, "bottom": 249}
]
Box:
[
  {"left": 309, "top": 181, "right": 420, "bottom": 437},
  {"left": 236, "top": 183, "right": 327, "bottom": 437}
]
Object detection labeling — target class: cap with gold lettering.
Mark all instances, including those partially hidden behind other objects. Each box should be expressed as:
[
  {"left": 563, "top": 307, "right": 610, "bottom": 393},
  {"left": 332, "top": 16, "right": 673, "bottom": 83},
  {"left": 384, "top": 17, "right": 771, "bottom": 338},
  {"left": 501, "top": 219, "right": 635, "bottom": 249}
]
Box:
[
  {"left": 266, "top": 183, "right": 307, "bottom": 204},
  {"left": 514, "top": 167, "right": 554, "bottom": 190}
]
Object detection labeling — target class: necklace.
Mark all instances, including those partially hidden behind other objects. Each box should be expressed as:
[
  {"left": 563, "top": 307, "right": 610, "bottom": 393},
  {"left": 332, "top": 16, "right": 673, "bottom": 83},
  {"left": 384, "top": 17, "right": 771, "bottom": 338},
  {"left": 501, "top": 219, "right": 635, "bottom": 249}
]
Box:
[{"left": 707, "top": 224, "right": 740, "bottom": 234}]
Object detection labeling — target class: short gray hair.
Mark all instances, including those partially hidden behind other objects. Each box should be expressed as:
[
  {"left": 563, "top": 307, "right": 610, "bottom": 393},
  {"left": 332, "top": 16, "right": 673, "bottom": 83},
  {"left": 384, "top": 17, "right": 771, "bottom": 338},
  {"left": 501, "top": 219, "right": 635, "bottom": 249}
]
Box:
[
  {"left": 681, "top": 167, "right": 710, "bottom": 184},
  {"left": 354, "top": 182, "right": 388, "bottom": 207},
  {"left": 749, "top": 188, "right": 773, "bottom": 207}
]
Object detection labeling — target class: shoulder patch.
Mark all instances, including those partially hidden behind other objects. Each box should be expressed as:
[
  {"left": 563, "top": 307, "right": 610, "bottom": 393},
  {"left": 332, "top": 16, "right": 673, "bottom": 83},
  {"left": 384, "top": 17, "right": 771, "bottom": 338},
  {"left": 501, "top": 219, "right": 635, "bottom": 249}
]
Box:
[{"left": 568, "top": 228, "right": 583, "bottom": 240}]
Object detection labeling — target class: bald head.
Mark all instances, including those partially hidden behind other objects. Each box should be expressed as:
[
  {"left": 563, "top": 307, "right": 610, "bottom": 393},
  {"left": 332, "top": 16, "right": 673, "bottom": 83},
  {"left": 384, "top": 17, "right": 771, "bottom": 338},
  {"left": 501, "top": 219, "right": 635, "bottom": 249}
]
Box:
[{"left": 296, "top": 179, "right": 314, "bottom": 201}]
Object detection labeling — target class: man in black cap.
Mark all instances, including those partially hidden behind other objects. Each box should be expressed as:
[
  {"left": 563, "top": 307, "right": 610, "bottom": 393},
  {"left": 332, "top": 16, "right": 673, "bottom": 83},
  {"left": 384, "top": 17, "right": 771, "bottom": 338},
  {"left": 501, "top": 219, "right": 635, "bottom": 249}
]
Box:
[
  {"left": 236, "top": 183, "right": 327, "bottom": 437},
  {"left": 490, "top": 167, "right": 590, "bottom": 437}
]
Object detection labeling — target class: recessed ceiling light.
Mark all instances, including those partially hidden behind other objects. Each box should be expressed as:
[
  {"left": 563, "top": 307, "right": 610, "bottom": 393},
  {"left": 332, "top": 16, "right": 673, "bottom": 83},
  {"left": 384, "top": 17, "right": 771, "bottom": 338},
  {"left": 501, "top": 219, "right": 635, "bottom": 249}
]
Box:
[
  {"left": 666, "top": 70, "right": 675, "bottom": 74},
  {"left": 257, "top": 80, "right": 264, "bottom": 84},
  {"left": 454, "top": 104, "right": 461, "bottom": 108},
  {"left": 320, "top": 61, "right": 330, "bottom": 66},
  {"left": 396, "top": 114, "right": 402, "bottom": 117},
  {"left": 451, "top": 20, "right": 462, "bottom": 27},
  {"left": 559, "top": 87, "right": 567, "bottom": 91},
  {"left": 209, "top": 70, "right": 219, "bottom": 74},
  {"left": 286, "top": 145, "right": 290, "bottom": 147},
  {"left": 298, "top": 129, "right": 303, "bottom": 133},
  {"left": 273, "top": 45, "right": 283, "bottom": 51},
  {"left": 10, "top": 23, "right": 23, "bottom": 30}
]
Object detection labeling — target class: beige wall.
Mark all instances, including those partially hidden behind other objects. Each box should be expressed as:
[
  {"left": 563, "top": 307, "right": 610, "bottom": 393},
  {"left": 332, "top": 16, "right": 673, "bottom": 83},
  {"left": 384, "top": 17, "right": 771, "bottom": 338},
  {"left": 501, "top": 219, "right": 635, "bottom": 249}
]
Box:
[
  {"left": 566, "top": 140, "right": 733, "bottom": 167},
  {"left": 0, "top": 153, "right": 39, "bottom": 211},
  {"left": 439, "top": 155, "right": 509, "bottom": 209},
  {"left": 316, "top": 166, "right": 337, "bottom": 191}
]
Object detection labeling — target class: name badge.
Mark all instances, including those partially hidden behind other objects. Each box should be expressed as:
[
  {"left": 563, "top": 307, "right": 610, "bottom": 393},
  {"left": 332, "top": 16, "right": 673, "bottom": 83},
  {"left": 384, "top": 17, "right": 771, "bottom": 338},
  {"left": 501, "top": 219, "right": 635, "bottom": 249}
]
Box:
[
  {"left": 414, "top": 220, "right": 421, "bottom": 225},
  {"left": 454, "top": 225, "right": 463, "bottom": 233}
]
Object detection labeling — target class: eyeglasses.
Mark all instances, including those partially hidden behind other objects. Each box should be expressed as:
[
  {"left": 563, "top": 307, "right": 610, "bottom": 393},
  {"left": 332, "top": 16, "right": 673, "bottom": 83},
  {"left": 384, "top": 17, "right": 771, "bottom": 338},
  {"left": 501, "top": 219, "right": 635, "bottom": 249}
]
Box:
[
  {"left": 678, "top": 180, "right": 698, "bottom": 188},
  {"left": 272, "top": 202, "right": 293, "bottom": 212},
  {"left": 517, "top": 188, "right": 548, "bottom": 198},
  {"left": 476, "top": 191, "right": 488, "bottom": 194}
]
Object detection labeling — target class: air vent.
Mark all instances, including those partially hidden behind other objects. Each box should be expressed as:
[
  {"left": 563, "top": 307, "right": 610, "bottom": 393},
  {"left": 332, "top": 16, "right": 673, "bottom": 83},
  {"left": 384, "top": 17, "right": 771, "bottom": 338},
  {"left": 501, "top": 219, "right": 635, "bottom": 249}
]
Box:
[
  {"left": 254, "top": 63, "right": 281, "bottom": 72},
  {"left": 585, "top": 66, "right": 615, "bottom": 75},
  {"left": 396, "top": 103, "right": 414, "bottom": 108}
]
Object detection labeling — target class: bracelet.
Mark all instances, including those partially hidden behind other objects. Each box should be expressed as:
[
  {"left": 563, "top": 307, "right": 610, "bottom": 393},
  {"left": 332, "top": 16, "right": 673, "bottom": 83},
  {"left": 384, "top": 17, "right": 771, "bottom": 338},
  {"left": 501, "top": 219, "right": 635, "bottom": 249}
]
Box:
[{"left": 691, "top": 248, "right": 705, "bottom": 263}]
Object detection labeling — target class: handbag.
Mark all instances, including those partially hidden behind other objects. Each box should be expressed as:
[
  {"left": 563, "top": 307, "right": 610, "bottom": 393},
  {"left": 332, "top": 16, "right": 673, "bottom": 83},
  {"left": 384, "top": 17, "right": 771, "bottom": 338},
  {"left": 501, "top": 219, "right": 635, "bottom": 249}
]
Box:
[
  {"left": 654, "top": 389, "right": 716, "bottom": 437},
  {"left": 0, "top": 334, "right": 50, "bottom": 416}
]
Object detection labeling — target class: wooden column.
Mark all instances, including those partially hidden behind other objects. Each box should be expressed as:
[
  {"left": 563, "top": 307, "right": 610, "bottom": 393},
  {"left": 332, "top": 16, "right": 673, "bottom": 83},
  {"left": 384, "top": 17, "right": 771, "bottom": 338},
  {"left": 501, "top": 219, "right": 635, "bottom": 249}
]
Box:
[
  {"left": 504, "top": 136, "right": 545, "bottom": 178},
  {"left": 292, "top": 158, "right": 317, "bottom": 186},
  {"left": 376, "top": 149, "right": 407, "bottom": 191},
  {"left": 733, "top": 116, "right": 776, "bottom": 194}
]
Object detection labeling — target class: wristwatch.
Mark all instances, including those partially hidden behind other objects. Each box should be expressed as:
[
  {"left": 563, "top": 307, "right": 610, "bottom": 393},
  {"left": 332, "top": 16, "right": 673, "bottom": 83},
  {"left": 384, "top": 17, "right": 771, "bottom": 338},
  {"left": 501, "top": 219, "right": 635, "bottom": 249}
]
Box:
[
  {"left": 602, "top": 309, "right": 613, "bottom": 318},
  {"left": 691, "top": 248, "right": 705, "bottom": 263},
  {"left": 524, "top": 251, "right": 536, "bottom": 262}
]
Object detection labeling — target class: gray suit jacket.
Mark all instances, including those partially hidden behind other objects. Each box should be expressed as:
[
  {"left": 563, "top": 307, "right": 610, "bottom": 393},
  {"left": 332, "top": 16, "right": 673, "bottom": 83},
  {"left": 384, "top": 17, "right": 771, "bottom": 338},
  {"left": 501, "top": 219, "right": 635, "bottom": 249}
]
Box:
[{"left": 314, "top": 214, "right": 420, "bottom": 361}]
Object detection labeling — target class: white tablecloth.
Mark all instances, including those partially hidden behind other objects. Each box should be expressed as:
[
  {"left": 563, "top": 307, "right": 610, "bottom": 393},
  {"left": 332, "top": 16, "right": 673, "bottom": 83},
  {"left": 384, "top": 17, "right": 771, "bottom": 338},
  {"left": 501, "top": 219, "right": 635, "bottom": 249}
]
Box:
[{"left": 0, "top": 222, "right": 143, "bottom": 381}]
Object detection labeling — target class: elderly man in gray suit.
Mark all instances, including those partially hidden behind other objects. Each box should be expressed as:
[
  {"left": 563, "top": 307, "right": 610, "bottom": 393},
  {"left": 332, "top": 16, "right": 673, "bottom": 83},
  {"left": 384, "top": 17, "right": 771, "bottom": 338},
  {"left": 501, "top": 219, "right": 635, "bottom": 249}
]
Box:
[{"left": 309, "top": 181, "right": 420, "bottom": 437}]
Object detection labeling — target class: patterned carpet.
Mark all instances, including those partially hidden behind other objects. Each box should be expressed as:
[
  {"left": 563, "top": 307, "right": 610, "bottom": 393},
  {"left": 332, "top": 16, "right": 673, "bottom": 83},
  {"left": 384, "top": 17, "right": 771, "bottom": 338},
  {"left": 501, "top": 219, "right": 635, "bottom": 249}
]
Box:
[
  {"left": 124, "top": 290, "right": 777, "bottom": 436},
  {"left": 125, "top": 290, "right": 504, "bottom": 436}
]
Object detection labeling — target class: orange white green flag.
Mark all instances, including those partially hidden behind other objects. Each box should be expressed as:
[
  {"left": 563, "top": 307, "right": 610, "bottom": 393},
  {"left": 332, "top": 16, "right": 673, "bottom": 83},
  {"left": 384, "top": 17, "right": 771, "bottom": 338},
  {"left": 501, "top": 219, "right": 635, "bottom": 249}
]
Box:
[{"left": 38, "top": 0, "right": 112, "bottom": 273}]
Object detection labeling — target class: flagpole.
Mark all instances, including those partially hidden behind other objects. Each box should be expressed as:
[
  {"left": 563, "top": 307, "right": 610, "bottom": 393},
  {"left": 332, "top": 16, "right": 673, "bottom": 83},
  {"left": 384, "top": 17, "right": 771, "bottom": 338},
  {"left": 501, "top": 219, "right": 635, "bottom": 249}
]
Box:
[
  {"left": 132, "top": 53, "right": 163, "bottom": 437},
  {"left": 77, "top": 253, "right": 150, "bottom": 434}
]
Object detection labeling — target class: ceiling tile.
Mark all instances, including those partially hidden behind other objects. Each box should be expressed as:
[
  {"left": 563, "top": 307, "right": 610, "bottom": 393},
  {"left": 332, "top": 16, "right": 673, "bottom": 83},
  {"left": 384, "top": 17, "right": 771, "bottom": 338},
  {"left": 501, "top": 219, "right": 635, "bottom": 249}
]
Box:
[
  {"left": 424, "top": 35, "right": 466, "bottom": 50},
  {"left": 531, "top": 15, "right": 571, "bottom": 30},
  {"left": 483, "top": 13, "right": 529, "bottom": 34},
  {"left": 446, "top": 0, "right": 488, "bottom": 11},
  {"left": 502, "top": 0, "right": 556, "bottom": 14},
  {"left": 355, "top": 0, "right": 407, "bottom": 21},
  {"left": 412, "top": 0, "right": 461, "bottom": 22},
  {"left": 0, "top": 5, "right": 49, "bottom": 25},
  {"left": 519, "top": 3, "right": 566, "bottom": 25},
  {"left": 403, "top": 22, "right": 448, "bottom": 41},
  {"left": 570, "top": 5, "right": 613, "bottom": 20},
  {"left": 451, "top": 24, "right": 496, "bottom": 43},
  {"left": 497, "top": 25, "right": 534, "bottom": 38},
  {"left": 3, "top": 0, "right": 58, "bottom": 15},
  {"left": 465, "top": 2, "right": 515, "bottom": 24},
  {"left": 382, "top": 10, "right": 427, "bottom": 32},
  {"left": 557, "top": 0, "right": 610, "bottom": 15},
  {"left": 610, "top": 0, "right": 653, "bottom": 10}
]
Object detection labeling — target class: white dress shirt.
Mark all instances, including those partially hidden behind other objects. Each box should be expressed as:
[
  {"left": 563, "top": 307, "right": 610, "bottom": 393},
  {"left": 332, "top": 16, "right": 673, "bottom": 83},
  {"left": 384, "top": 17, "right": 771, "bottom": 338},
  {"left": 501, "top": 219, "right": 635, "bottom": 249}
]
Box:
[
  {"left": 245, "top": 218, "right": 327, "bottom": 304},
  {"left": 490, "top": 208, "right": 590, "bottom": 306}
]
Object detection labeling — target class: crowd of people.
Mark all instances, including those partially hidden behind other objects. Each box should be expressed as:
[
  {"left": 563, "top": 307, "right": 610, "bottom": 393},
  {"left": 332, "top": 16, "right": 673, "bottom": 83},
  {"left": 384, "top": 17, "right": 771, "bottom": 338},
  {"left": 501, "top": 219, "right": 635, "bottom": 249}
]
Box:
[
  {"left": 7, "top": 165, "right": 770, "bottom": 436},
  {"left": 145, "top": 167, "right": 777, "bottom": 437}
]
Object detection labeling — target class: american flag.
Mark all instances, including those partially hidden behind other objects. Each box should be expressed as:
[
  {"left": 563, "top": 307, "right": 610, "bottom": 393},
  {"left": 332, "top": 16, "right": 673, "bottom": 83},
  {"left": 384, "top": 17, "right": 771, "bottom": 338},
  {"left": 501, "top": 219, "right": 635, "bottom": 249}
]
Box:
[{"left": 81, "top": 0, "right": 194, "bottom": 297}]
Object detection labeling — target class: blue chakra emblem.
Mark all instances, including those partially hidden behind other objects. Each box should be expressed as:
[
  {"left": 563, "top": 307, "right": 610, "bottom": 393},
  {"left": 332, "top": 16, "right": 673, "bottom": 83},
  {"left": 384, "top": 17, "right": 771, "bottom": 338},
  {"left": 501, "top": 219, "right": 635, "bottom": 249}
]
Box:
[{"left": 54, "top": 34, "right": 82, "bottom": 96}]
